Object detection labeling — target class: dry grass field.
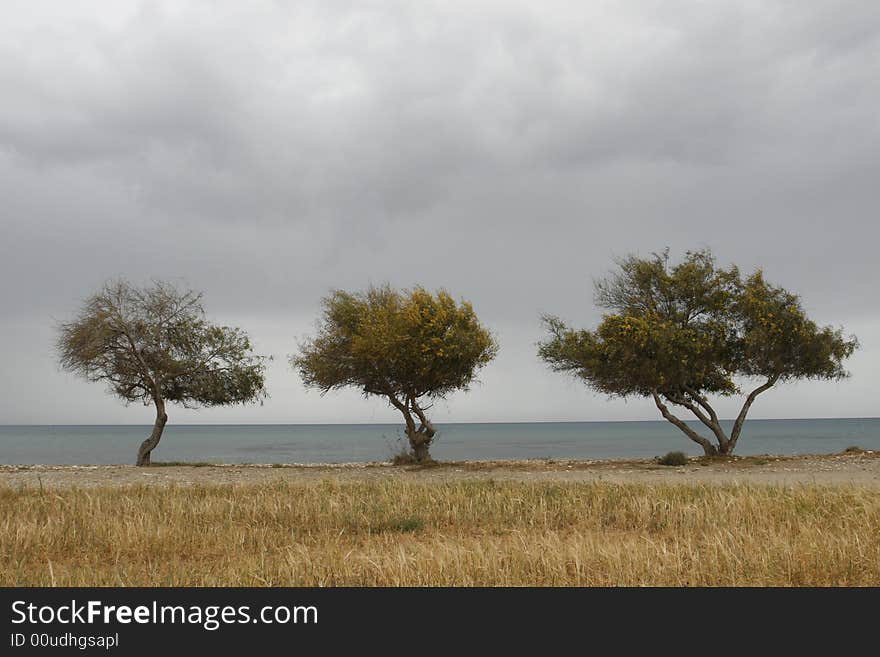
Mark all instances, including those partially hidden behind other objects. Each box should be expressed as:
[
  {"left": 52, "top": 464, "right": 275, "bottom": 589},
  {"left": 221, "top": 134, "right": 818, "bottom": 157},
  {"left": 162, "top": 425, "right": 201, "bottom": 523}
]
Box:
[{"left": 2, "top": 479, "right": 879, "bottom": 586}]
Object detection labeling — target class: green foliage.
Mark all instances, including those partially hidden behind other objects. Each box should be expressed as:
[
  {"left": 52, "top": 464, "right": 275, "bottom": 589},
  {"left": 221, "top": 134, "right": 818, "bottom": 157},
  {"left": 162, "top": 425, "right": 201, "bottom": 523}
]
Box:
[
  {"left": 539, "top": 249, "right": 857, "bottom": 399},
  {"left": 657, "top": 451, "right": 689, "bottom": 466},
  {"left": 57, "top": 280, "right": 267, "bottom": 408},
  {"left": 293, "top": 285, "right": 497, "bottom": 402},
  {"left": 734, "top": 271, "right": 856, "bottom": 381}
]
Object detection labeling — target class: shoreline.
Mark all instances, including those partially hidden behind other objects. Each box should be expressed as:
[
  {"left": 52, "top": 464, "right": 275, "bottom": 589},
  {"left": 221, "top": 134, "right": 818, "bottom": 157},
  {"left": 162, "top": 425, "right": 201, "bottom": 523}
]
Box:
[{"left": 2, "top": 450, "right": 878, "bottom": 488}]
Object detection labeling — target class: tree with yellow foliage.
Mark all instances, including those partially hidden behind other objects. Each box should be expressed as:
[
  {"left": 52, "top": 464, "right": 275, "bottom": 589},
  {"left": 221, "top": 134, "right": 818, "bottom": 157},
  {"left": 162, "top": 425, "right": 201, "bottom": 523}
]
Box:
[
  {"left": 293, "top": 285, "right": 498, "bottom": 462},
  {"left": 539, "top": 249, "right": 858, "bottom": 456}
]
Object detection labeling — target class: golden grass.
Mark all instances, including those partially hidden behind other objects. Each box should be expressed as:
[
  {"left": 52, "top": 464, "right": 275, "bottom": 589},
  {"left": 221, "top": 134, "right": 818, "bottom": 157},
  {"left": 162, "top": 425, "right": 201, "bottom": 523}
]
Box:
[{"left": 1, "top": 480, "right": 878, "bottom": 586}]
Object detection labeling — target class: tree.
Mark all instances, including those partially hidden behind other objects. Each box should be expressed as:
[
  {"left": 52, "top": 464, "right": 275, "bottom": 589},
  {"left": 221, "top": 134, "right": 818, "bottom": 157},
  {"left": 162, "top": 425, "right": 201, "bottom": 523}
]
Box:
[
  {"left": 538, "top": 249, "right": 858, "bottom": 456},
  {"left": 293, "top": 285, "right": 498, "bottom": 462},
  {"left": 58, "top": 280, "right": 268, "bottom": 465}
]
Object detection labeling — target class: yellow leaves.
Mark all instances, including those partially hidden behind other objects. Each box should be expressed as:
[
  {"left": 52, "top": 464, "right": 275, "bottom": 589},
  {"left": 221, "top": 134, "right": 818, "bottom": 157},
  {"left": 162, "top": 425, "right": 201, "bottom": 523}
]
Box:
[{"left": 299, "top": 284, "right": 498, "bottom": 397}]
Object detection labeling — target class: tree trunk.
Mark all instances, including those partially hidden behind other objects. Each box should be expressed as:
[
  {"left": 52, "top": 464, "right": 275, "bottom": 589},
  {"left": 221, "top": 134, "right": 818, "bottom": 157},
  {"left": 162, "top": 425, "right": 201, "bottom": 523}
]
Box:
[
  {"left": 387, "top": 393, "right": 436, "bottom": 463},
  {"left": 136, "top": 398, "right": 167, "bottom": 466},
  {"left": 406, "top": 423, "right": 436, "bottom": 463},
  {"left": 410, "top": 435, "right": 431, "bottom": 462},
  {"left": 728, "top": 376, "right": 778, "bottom": 453},
  {"left": 408, "top": 400, "right": 436, "bottom": 463},
  {"left": 653, "top": 380, "right": 779, "bottom": 457},
  {"left": 697, "top": 441, "right": 719, "bottom": 457},
  {"left": 406, "top": 420, "right": 437, "bottom": 463}
]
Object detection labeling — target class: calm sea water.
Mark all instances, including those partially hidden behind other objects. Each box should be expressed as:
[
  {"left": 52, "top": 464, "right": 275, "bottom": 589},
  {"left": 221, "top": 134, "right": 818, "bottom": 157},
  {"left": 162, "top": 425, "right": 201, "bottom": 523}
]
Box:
[{"left": 1, "top": 419, "right": 878, "bottom": 465}]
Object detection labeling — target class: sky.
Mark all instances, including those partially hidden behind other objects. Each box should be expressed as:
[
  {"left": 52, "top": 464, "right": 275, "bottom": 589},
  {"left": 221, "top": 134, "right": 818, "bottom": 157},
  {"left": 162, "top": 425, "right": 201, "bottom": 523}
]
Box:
[{"left": 1, "top": 0, "right": 878, "bottom": 425}]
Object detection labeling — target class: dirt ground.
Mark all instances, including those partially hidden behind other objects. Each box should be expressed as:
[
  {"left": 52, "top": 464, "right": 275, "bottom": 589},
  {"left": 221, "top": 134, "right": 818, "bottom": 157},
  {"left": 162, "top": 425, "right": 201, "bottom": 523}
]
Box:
[{"left": 1, "top": 450, "right": 878, "bottom": 488}]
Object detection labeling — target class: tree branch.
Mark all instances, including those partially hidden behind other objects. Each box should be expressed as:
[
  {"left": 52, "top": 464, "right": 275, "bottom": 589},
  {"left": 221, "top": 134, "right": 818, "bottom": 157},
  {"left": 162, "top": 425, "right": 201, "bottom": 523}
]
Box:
[
  {"left": 729, "top": 375, "right": 779, "bottom": 449},
  {"left": 386, "top": 393, "right": 416, "bottom": 436},
  {"left": 652, "top": 391, "right": 718, "bottom": 456},
  {"left": 677, "top": 387, "right": 730, "bottom": 450},
  {"left": 683, "top": 386, "right": 721, "bottom": 425},
  {"left": 408, "top": 395, "right": 436, "bottom": 437}
]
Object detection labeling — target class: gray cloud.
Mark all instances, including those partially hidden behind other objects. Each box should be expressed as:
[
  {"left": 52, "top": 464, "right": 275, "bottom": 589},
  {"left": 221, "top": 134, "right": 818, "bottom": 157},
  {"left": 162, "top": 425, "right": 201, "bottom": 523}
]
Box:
[{"left": 1, "top": 0, "right": 878, "bottom": 423}]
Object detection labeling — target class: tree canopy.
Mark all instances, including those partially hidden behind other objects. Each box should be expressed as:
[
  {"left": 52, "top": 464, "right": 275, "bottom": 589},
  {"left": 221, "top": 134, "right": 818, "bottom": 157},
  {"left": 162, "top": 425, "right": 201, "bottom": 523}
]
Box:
[
  {"left": 58, "top": 280, "right": 267, "bottom": 464},
  {"left": 293, "top": 285, "right": 498, "bottom": 461},
  {"left": 538, "top": 249, "right": 858, "bottom": 455}
]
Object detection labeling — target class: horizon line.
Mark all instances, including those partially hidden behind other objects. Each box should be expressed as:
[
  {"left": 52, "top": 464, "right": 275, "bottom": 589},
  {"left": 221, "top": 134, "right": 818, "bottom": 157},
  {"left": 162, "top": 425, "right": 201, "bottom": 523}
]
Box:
[{"left": 2, "top": 416, "right": 879, "bottom": 427}]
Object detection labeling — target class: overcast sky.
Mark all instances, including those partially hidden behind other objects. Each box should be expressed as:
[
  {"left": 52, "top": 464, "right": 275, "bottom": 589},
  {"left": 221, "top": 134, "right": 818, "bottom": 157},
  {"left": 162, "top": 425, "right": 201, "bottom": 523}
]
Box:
[{"left": 1, "top": 0, "right": 877, "bottom": 425}]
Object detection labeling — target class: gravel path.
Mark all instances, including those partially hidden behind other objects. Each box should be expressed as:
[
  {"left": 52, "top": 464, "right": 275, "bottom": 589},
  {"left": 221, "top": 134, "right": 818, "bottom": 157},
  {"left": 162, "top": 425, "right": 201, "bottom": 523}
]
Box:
[{"left": 2, "top": 451, "right": 878, "bottom": 488}]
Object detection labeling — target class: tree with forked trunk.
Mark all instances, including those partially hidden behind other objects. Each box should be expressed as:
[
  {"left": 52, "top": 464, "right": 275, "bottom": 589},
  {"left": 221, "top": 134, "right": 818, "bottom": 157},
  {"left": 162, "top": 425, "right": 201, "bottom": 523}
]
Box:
[
  {"left": 57, "top": 280, "right": 268, "bottom": 465},
  {"left": 538, "top": 249, "right": 858, "bottom": 456},
  {"left": 292, "top": 285, "right": 498, "bottom": 463}
]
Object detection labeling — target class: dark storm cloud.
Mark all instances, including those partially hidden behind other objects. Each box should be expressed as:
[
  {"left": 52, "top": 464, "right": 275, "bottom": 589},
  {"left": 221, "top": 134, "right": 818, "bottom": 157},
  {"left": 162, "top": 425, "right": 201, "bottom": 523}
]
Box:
[{"left": 1, "top": 0, "right": 878, "bottom": 423}]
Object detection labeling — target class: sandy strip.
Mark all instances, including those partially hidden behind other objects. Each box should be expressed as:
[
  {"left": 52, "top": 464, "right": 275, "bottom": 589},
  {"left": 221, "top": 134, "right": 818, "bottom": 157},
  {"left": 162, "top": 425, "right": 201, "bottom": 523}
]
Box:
[{"left": 1, "top": 451, "right": 878, "bottom": 488}]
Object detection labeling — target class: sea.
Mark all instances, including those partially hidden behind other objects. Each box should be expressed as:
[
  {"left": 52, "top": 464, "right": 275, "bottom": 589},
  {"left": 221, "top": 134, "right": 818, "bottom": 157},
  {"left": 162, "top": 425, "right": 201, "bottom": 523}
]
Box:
[{"left": 1, "top": 418, "right": 879, "bottom": 465}]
